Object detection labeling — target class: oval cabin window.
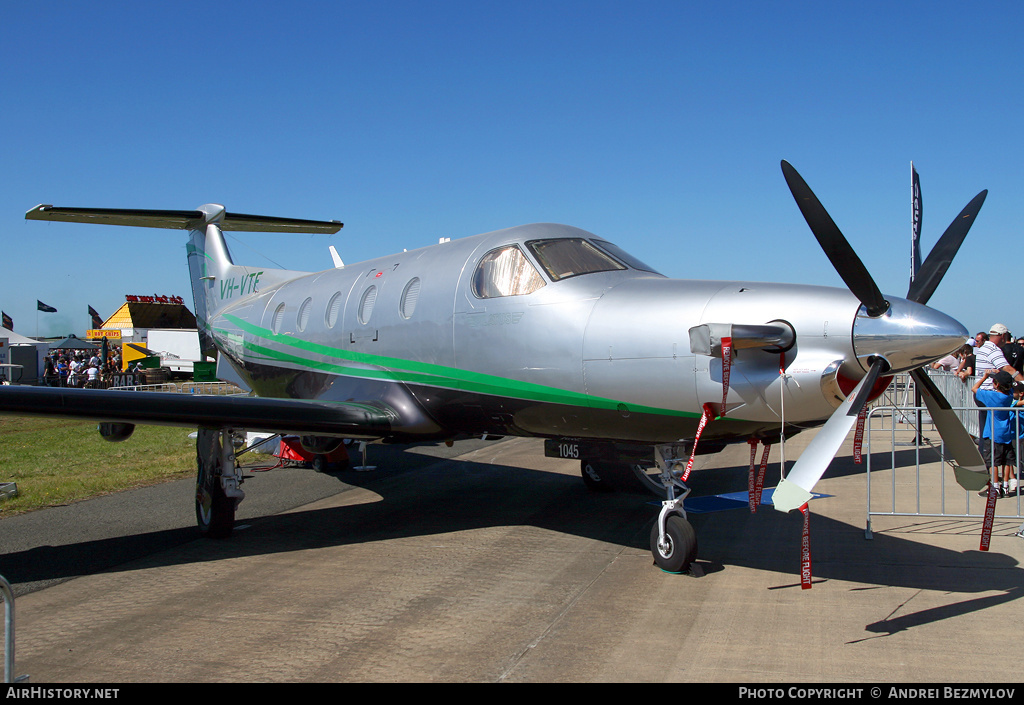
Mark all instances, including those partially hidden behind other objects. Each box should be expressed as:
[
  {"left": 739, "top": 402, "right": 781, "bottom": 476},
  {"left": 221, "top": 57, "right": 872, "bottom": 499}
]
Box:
[
  {"left": 272, "top": 303, "right": 286, "bottom": 334},
  {"left": 400, "top": 278, "right": 421, "bottom": 319},
  {"left": 358, "top": 286, "right": 377, "bottom": 325},
  {"left": 297, "top": 297, "right": 312, "bottom": 332},
  {"left": 325, "top": 291, "right": 343, "bottom": 328}
]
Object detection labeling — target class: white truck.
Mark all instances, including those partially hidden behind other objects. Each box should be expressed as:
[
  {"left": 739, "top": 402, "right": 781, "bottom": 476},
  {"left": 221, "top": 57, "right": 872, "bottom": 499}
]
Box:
[{"left": 145, "top": 329, "right": 202, "bottom": 378}]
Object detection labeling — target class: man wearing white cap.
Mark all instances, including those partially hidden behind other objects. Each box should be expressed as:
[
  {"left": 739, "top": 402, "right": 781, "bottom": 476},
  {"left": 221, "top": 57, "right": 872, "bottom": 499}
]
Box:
[
  {"left": 974, "top": 325, "right": 1024, "bottom": 460},
  {"left": 975, "top": 324, "right": 1022, "bottom": 389}
]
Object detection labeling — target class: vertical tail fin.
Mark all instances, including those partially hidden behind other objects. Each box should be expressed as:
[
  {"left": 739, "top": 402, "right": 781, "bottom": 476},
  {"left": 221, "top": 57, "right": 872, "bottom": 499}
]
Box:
[{"left": 187, "top": 207, "right": 235, "bottom": 358}]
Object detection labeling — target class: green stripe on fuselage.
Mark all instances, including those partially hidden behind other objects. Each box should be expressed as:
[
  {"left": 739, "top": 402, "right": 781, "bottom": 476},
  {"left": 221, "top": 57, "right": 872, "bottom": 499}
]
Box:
[{"left": 216, "top": 313, "right": 700, "bottom": 419}]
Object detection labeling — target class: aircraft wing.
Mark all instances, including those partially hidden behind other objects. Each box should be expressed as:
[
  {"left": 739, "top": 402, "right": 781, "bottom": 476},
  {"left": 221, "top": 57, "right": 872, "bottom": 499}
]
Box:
[{"left": 0, "top": 386, "right": 392, "bottom": 438}]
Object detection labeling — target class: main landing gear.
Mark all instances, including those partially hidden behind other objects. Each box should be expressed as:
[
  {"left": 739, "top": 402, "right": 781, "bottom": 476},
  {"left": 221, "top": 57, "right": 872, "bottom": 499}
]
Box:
[{"left": 195, "top": 428, "right": 245, "bottom": 538}]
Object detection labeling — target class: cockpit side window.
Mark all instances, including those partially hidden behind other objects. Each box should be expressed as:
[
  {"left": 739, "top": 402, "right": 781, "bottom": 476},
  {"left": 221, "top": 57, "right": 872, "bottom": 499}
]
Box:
[
  {"left": 472, "top": 245, "right": 547, "bottom": 299},
  {"left": 526, "top": 238, "right": 626, "bottom": 281}
]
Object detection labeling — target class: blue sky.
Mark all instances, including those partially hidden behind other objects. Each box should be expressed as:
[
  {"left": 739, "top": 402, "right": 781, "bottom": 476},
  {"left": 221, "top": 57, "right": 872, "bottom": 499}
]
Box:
[{"left": 1, "top": 1, "right": 1021, "bottom": 338}]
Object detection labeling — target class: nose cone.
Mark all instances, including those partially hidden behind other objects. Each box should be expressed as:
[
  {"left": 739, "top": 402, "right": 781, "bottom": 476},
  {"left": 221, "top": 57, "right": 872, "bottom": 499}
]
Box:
[{"left": 852, "top": 297, "right": 968, "bottom": 374}]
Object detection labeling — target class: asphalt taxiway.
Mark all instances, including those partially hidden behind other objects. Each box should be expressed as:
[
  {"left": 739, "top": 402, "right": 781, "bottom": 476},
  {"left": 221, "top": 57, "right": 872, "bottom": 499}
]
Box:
[{"left": 1, "top": 428, "right": 1021, "bottom": 682}]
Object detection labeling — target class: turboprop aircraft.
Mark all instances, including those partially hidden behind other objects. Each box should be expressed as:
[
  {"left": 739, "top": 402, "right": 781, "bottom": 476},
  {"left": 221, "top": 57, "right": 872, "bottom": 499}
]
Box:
[{"left": 0, "top": 161, "right": 990, "bottom": 573}]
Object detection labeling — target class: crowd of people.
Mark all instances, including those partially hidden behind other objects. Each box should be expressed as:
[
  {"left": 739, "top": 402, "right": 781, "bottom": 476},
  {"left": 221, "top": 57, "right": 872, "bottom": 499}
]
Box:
[
  {"left": 929, "top": 325, "right": 1024, "bottom": 381},
  {"left": 932, "top": 323, "right": 1024, "bottom": 519},
  {"left": 40, "top": 347, "right": 127, "bottom": 388}
]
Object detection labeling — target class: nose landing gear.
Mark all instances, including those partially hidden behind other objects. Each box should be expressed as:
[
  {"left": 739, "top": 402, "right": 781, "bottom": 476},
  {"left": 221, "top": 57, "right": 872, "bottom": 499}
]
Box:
[{"left": 650, "top": 444, "right": 698, "bottom": 574}]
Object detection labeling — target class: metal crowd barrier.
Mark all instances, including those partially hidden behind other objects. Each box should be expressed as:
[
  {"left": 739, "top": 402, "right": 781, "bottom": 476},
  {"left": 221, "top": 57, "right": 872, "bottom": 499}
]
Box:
[
  {"left": 2, "top": 574, "right": 28, "bottom": 683},
  {"left": 107, "top": 381, "right": 246, "bottom": 395},
  {"left": 867, "top": 371, "right": 978, "bottom": 436},
  {"left": 864, "top": 390, "right": 1023, "bottom": 538}
]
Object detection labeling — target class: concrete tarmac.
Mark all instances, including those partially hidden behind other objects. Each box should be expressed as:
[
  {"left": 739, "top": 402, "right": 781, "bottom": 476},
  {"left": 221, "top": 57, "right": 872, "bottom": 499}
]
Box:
[{"left": 1, "top": 428, "right": 1022, "bottom": 683}]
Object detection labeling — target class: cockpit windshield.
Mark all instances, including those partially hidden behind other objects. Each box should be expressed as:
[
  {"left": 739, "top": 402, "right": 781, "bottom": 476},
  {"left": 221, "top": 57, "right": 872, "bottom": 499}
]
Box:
[
  {"left": 472, "top": 237, "right": 662, "bottom": 298},
  {"left": 525, "top": 238, "right": 626, "bottom": 282},
  {"left": 591, "top": 239, "right": 661, "bottom": 275},
  {"left": 525, "top": 238, "right": 661, "bottom": 281}
]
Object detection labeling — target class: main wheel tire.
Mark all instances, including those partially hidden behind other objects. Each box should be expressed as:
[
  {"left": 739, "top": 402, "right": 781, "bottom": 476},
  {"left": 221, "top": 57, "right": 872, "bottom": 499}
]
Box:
[
  {"left": 650, "top": 514, "right": 698, "bottom": 573},
  {"left": 195, "top": 431, "right": 235, "bottom": 539},
  {"left": 196, "top": 480, "right": 235, "bottom": 539},
  {"left": 581, "top": 460, "right": 614, "bottom": 492}
]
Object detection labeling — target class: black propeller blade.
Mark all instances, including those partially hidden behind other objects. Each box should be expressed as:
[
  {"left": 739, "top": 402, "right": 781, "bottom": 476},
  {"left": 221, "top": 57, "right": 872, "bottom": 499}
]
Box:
[
  {"left": 780, "top": 160, "right": 889, "bottom": 317},
  {"left": 906, "top": 190, "right": 987, "bottom": 305},
  {"left": 910, "top": 368, "right": 988, "bottom": 489}
]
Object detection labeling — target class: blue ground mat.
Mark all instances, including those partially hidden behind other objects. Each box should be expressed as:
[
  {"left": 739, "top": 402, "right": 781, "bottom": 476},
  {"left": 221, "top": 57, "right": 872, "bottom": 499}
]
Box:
[{"left": 660, "top": 487, "right": 831, "bottom": 514}]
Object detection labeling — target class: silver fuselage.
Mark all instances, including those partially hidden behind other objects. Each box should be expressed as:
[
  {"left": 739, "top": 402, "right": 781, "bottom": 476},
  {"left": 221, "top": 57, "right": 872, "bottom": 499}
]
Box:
[{"left": 204, "top": 223, "right": 966, "bottom": 445}]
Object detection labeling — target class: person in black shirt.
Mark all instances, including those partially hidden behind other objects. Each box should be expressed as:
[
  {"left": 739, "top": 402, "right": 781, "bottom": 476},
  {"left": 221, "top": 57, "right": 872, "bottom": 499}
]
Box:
[{"left": 998, "top": 326, "right": 1024, "bottom": 374}]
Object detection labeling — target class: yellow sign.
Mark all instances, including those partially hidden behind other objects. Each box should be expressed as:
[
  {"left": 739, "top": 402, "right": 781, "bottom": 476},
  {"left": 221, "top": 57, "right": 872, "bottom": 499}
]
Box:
[
  {"left": 121, "top": 339, "right": 147, "bottom": 371},
  {"left": 88, "top": 329, "right": 122, "bottom": 339}
]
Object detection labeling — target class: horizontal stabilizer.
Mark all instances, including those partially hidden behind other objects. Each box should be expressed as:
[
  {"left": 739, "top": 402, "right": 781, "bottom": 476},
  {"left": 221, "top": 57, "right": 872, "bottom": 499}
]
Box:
[{"left": 26, "top": 204, "right": 342, "bottom": 234}]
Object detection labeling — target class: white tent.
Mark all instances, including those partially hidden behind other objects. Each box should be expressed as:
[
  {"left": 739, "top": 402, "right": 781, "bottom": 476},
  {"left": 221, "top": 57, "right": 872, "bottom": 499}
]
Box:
[
  {"left": 0, "top": 330, "right": 49, "bottom": 384},
  {"left": 1, "top": 329, "right": 46, "bottom": 346}
]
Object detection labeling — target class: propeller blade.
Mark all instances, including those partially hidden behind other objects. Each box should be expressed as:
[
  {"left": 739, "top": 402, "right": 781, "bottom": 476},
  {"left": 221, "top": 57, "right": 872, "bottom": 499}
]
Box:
[
  {"left": 781, "top": 161, "right": 889, "bottom": 317},
  {"left": 910, "top": 368, "right": 989, "bottom": 490},
  {"left": 906, "top": 190, "right": 988, "bottom": 305},
  {"left": 773, "top": 358, "right": 888, "bottom": 512}
]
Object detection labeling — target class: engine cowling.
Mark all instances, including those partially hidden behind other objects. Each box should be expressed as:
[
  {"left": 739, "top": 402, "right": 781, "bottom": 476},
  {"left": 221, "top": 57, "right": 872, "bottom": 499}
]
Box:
[
  {"left": 98, "top": 422, "right": 135, "bottom": 442},
  {"left": 299, "top": 435, "right": 344, "bottom": 455}
]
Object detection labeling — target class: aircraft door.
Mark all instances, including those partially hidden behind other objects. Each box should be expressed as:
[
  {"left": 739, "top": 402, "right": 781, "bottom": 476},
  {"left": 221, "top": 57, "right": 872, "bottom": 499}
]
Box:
[{"left": 453, "top": 243, "right": 546, "bottom": 377}]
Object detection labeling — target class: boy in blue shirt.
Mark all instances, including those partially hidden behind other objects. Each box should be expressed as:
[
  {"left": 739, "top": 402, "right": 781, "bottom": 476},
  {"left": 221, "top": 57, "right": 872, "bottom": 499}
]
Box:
[{"left": 973, "top": 370, "right": 1015, "bottom": 497}]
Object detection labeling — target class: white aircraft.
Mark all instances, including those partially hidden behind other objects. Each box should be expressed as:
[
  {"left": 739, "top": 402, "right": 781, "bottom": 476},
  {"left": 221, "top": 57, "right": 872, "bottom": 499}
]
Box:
[{"left": 0, "top": 161, "right": 988, "bottom": 573}]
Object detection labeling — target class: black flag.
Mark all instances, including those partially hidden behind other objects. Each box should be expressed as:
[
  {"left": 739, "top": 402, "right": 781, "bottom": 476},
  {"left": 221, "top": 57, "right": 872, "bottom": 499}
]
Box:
[
  {"left": 910, "top": 163, "right": 922, "bottom": 284},
  {"left": 89, "top": 305, "right": 103, "bottom": 328},
  {"left": 37, "top": 300, "right": 57, "bottom": 313},
  {"left": 1, "top": 311, "right": 12, "bottom": 331}
]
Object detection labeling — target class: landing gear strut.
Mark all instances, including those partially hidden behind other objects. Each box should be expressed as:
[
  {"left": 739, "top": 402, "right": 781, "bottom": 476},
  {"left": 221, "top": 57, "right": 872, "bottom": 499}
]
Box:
[
  {"left": 195, "top": 428, "right": 245, "bottom": 538},
  {"left": 649, "top": 444, "right": 698, "bottom": 573}
]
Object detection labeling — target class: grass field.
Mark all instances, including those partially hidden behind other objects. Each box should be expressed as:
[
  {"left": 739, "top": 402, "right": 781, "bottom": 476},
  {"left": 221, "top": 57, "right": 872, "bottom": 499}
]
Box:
[{"left": 0, "top": 416, "right": 197, "bottom": 515}]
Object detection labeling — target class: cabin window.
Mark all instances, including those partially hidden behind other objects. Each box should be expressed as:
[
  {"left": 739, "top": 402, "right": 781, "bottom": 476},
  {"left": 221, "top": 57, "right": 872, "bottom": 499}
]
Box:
[
  {"left": 325, "top": 291, "right": 343, "bottom": 328},
  {"left": 525, "top": 238, "right": 626, "bottom": 281},
  {"left": 400, "top": 278, "right": 421, "bottom": 319},
  {"left": 472, "top": 245, "right": 546, "bottom": 299},
  {"left": 297, "top": 297, "right": 312, "bottom": 332},
  {"left": 272, "top": 303, "right": 286, "bottom": 334},
  {"left": 358, "top": 286, "right": 377, "bottom": 324}
]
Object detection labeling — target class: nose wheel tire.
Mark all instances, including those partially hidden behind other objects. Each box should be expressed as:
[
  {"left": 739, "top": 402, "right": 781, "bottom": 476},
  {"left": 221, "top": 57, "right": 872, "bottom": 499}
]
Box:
[{"left": 650, "top": 514, "right": 697, "bottom": 574}]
